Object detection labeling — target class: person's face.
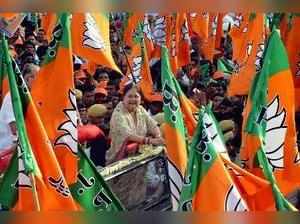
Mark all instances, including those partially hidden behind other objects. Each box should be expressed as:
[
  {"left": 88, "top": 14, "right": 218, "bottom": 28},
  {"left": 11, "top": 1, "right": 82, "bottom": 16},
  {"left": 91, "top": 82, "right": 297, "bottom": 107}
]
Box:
[
  {"left": 191, "top": 60, "right": 197, "bottom": 68},
  {"left": 111, "top": 95, "right": 120, "bottom": 107},
  {"left": 26, "top": 36, "right": 36, "bottom": 43},
  {"left": 123, "top": 88, "right": 141, "bottom": 112},
  {"left": 97, "top": 72, "right": 109, "bottom": 82},
  {"left": 83, "top": 91, "right": 95, "bottom": 107},
  {"left": 95, "top": 93, "right": 107, "bottom": 104},
  {"left": 213, "top": 96, "right": 224, "bottom": 109},
  {"left": 106, "top": 85, "right": 116, "bottom": 96},
  {"left": 105, "top": 102, "right": 113, "bottom": 116},
  {"left": 25, "top": 44, "right": 35, "bottom": 54},
  {"left": 79, "top": 107, "right": 88, "bottom": 124},
  {"left": 36, "top": 30, "right": 45, "bottom": 42}
]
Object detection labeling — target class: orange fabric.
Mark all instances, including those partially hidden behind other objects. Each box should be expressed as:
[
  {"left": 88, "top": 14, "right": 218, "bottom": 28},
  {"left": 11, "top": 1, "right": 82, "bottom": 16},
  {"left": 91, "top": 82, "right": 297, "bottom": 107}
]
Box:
[
  {"left": 177, "top": 13, "right": 191, "bottom": 69},
  {"left": 285, "top": 16, "right": 300, "bottom": 111},
  {"left": 201, "top": 13, "right": 217, "bottom": 61},
  {"left": 1, "top": 78, "right": 9, "bottom": 102},
  {"left": 31, "top": 28, "right": 78, "bottom": 184},
  {"left": 71, "top": 13, "right": 122, "bottom": 74},
  {"left": 240, "top": 69, "right": 300, "bottom": 195},
  {"left": 228, "top": 14, "right": 265, "bottom": 96},
  {"left": 41, "top": 13, "right": 57, "bottom": 42},
  {"left": 164, "top": 123, "right": 187, "bottom": 176},
  {"left": 280, "top": 14, "right": 289, "bottom": 45},
  {"left": 95, "top": 87, "right": 107, "bottom": 96},
  {"left": 230, "top": 13, "right": 251, "bottom": 64},
  {"left": 0, "top": 13, "right": 19, "bottom": 20},
  {"left": 140, "top": 39, "right": 159, "bottom": 101},
  {"left": 178, "top": 93, "right": 198, "bottom": 137},
  {"left": 123, "top": 13, "right": 143, "bottom": 47},
  {"left": 86, "top": 60, "right": 97, "bottom": 76},
  {"left": 192, "top": 154, "right": 247, "bottom": 211},
  {"left": 166, "top": 15, "right": 178, "bottom": 74},
  {"left": 14, "top": 99, "right": 79, "bottom": 211},
  {"left": 222, "top": 156, "right": 275, "bottom": 211},
  {"left": 187, "top": 12, "right": 209, "bottom": 39}
]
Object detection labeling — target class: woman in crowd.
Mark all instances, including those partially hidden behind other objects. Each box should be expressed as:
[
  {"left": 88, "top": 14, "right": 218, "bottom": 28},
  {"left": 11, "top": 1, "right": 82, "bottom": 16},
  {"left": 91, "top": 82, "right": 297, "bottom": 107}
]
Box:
[{"left": 107, "top": 83, "right": 164, "bottom": 164}]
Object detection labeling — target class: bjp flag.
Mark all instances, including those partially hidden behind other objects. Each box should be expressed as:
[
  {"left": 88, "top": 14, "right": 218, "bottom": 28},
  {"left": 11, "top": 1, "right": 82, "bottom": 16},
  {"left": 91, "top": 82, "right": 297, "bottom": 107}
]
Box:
[
  {"left": 179, "top": 106, "right": 249, "bottom": 211},
  {"left": 240, "top": 31, "right": 300, "bottom": 198},
  {"left": 31, "top": 13, "right": 78, "bottom": 185},
  {"left": 41, "top": 13, "right": 57, "bottom": 42},
  {"left": 71, "top": 13, "right": 121, "bottom": 74},
  {"left": 123, "top": 13, "right": 144, "bottom": 48},
  {"left": 228, "top": 13, "right": 265, "bottom": 96},
  {"left": 284, "top": 14, "right": 300, "bottom": 112},
  {"left": 0, "top": 34, "right": 79, "bottom": 211},
  {"left": 201, "top": 13, "right": 217, "bottom": 61},
  {"left": 161, "top": 46, "right": 188, "bottom": 210},
  {"left": 187, "top": 12, "right": 209, "bottom": 39}
]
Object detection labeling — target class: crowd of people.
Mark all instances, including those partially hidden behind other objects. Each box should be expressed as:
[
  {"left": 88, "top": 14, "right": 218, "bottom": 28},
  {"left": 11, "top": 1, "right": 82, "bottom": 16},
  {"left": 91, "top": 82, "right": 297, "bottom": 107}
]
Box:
[{"left": 0, "top": 13, "right": 299, "bottom": 173}]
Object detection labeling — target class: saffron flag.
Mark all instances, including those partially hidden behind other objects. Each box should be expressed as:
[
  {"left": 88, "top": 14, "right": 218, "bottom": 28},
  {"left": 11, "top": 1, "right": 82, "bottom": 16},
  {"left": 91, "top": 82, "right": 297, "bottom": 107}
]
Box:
[
  {"left": 123, "top": 13, "right": 144, "bottom": 48},
  {"left": 187, "top": 12, "right": 209, "bottom": 40},
  {"left": 228, "top": 13, "right": 265, "bottom": 96},
  {"left": 176, "top": 13, "right": 191, "bottom": 70},
  {"left": 240, "top": 31, "right": 300, "bottom": 203},
  {"left": 41, "top": 13, "right": 57, "bottom": 42},
  {"left": 179, "top": 106, "right": 249, "bottom": 211},
  {"left": 284, "top": 14, "right": 300, "bottom": 111},
  {"left": 71, "top": 13, "right": 121, "bottom": 74},
  {"left": 31, "top": 13, "right": 78, "bottom": 184},
  {"left": 230, "top": 13, "right": 251, "bottom": 64},
  {"left": 140, "top": 35, "right": 162, "bottom": 102},
  {"left": 161, "top": 46, "right": 188, "bottom": 210},
  {"left": 0, "top": 35, "right": 78, "bottom": 211},
  {"left": 201, "top": 13, "right": 218, "bottom": 61},
  {"left": 171, "top": 75, "right": 198, "bottom": 136},
  {"left": 221, "top": 156, "right": 275, "bottom": 211},
  {"left": 70, "top": 147, "right": 124, "bottom": 211}
]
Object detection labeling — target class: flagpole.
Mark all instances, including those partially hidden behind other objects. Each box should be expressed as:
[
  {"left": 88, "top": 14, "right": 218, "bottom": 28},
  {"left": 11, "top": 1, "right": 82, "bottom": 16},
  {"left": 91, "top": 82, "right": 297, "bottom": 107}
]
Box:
[
  {"left": 109, "top": 13, "right": 137, "bottom": 84},
  {"left": 29, "top": 173, "right": 41, "bottom": 211}
]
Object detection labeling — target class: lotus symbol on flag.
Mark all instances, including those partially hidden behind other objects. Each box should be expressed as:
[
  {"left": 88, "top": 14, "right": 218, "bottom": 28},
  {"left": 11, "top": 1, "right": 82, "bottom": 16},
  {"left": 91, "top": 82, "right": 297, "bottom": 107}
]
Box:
[
  {"left": 83, "top": 13, "right": 106, "bottom": 50},
  {"left": 143, "top": 15, "right": 153, "bottom": 41},
  {"left": 152, "top": 16, "right": 166, "bottom": 46},
  {"left": 130, "top": 56, "right": 142, "bottom": 83},
  {"left": 232, "top": 14, "right": 243, "bottom": 29},
  {"left": 167, "top": 159, "right": 183, "bottom": 210},
  {"left": 54, "top": 90, "right": 78, "bottom": 155},
  {"left": 225, "top": 185, "right": 248, "bottom": 211},
  {"left": 265, "top": 96, "right": 287, "bottom": 171}
]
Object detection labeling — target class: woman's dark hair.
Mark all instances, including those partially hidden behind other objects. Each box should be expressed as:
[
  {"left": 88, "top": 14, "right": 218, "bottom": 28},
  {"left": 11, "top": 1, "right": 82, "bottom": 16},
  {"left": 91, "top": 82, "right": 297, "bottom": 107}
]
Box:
[{"left": 123, "top": 82, "right": 141, "bottom": 97}]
